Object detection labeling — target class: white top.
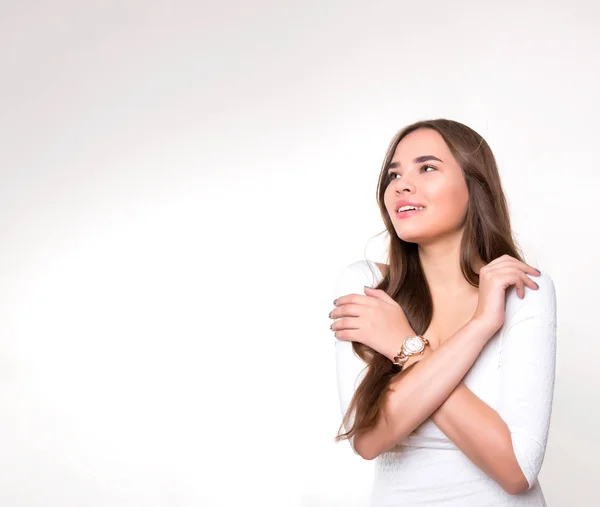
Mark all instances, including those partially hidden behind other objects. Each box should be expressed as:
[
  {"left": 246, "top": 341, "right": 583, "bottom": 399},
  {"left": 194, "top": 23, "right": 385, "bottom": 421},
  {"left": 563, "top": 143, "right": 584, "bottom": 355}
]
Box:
[{"left": 333, "top": 259, "right": 557, "bottom": 507}]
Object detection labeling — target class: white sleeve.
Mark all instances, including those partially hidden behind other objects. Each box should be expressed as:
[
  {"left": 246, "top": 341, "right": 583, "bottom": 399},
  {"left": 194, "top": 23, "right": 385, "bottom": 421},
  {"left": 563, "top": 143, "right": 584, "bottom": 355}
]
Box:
[
  {"left": 332, "top": 260, "right": 381, "bottom": 454},
  {"left": 496, "top": 270, "right": 558, "bottom": 490}
]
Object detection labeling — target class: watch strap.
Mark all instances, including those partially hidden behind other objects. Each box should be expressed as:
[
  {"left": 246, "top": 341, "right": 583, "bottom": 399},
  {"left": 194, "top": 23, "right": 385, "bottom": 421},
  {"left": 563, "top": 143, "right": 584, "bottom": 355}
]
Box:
[{"left": 392, "top": 334, "right": 429, "bottom": 367}]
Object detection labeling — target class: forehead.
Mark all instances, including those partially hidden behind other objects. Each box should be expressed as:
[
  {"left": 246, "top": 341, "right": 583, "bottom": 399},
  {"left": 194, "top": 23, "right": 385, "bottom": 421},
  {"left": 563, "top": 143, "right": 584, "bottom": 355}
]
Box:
[{"left": 391, "top": 128, "right": 450, "bottom": 161}]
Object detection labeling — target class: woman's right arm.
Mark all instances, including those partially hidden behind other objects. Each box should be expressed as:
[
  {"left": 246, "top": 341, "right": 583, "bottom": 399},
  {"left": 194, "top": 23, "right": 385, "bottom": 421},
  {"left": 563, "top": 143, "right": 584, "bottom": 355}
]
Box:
[
  {"left": 333, "top": 261, "right": 381, "bottom": 455},
  {"left": 354, "top": 317, "right": 497, "bottom": 459}
]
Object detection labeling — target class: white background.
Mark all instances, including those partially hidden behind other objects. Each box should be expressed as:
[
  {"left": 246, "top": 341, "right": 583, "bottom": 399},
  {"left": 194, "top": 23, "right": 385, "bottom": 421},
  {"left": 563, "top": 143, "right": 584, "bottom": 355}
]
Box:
[{"left": 1, "top": 1, "right": 598, "bottom": 505}]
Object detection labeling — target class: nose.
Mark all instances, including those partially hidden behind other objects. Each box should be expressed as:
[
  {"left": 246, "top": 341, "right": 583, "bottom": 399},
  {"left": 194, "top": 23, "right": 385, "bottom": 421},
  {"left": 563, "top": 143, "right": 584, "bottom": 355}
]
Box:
[{"left": 394, "top": 176, "right": 416, "bottom": 194}]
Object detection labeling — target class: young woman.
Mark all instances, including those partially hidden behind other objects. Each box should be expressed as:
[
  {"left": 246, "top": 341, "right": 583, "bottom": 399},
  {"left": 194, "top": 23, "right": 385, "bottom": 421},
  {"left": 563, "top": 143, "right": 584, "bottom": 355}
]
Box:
[{"left": 329, "top": 119, "right": 556, "bottom": 506}]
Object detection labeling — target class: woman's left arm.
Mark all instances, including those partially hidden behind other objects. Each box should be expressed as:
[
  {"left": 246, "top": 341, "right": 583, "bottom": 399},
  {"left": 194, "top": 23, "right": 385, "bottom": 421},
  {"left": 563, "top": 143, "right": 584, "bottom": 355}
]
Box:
[{"left": 429, "top": 272, "right": 557, "bottom": 495}]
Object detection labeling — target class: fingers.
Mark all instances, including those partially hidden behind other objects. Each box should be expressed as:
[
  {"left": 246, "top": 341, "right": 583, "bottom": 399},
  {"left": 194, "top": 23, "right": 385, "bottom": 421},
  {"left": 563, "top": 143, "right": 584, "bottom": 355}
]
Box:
[
  {"left": 330, "top": 317, "right": 360, "bottom": 334},
  {"left": 364, "top": 286, "right": 397, "bottom": 305},
  {"left": 481, "top": 264, "right": 539, "bottom": 297},
  {"left": 513, "top": 273, "right": 538, "bottom": 299},
  {"left": 516, "top": 277, "right": 525, "bottom": 299},
  {"left": 481, "top": 256, "right": 541, "bottom": 300},
  {"left": 330, "top": 292, "right": 383, "bottom": 321},
  {"left": 329, "top": 303, "right": 362, "bottom": 319},
  {"left": 332, "top": 328, "right": 360, "bottom": 342},
  {"left": 519, "top": 271, "right": 539, "bottom": 291},
  {"left": 512, "top": 270, "right": 536, "bottom": 299},
  {"left": 481, "top": 254, "right": 541, "bottom": 278},
  {"left": 332, "top": 293, "right": 378, "bottom": 309}
]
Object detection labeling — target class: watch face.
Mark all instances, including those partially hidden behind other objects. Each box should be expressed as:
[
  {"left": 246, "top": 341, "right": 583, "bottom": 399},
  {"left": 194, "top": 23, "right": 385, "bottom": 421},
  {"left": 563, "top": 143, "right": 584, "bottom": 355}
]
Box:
[{"left": 403, "top": 336, "right": 424, "bottom": 354}]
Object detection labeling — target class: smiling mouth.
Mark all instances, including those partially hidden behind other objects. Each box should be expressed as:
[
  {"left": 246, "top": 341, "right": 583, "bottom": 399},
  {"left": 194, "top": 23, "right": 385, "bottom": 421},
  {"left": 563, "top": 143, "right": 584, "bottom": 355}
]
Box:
[
  {"left": 394, "top": 208, "right": 425, "bottom": 219},
  {"left": 395, "top": 206, "right": 425, "bottom": 213}
]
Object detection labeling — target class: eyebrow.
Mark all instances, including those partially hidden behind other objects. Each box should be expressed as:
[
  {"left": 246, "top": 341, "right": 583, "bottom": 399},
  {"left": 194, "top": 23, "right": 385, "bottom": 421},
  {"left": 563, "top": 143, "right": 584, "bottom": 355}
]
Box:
[{"left": 387, "top": 155, "right": 443, "bottom": 172}]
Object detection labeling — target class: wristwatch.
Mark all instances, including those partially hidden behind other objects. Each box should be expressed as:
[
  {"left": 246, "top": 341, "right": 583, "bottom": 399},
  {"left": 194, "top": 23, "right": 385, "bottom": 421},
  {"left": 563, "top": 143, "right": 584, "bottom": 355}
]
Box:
[{"left": 392, "top": 335, "right": 430, "bottom": 368}]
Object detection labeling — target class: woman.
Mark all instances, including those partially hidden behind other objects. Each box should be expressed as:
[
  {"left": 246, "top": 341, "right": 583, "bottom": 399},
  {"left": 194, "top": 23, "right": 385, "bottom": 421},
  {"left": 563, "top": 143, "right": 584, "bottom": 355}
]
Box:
[{"left": 329, "top": 119, "right": 557, "bottom": 506}]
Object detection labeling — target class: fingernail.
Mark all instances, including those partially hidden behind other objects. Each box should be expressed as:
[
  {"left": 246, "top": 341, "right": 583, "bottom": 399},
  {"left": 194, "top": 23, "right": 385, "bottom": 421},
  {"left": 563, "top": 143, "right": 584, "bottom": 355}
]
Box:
[
  {"left": 328, "top": 311, "right": 332, "bottom": 318},
  {"left": 333, "top": 299, "right": 337, "bottom": 305},
  {"left": 535, "top": 268, "right": 541, "bottom": 274},
  {"left": 534, "top": 281, "right": 539, "bottom": 288},
  {"left": 330, "top": 323, "right": 333, "bottom": 330},
  {"left": 364, "top": 285, "right": 371, "bottom": 290}
]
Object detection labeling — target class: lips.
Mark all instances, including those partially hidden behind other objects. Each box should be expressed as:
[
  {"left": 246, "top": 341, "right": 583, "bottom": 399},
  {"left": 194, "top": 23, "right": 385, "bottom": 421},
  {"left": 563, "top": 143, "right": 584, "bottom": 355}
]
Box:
[
  {"left": 395, "top": 208, "right": 423, "bottom": 217},
  {"left": 394, "top": 200, "right": 426, "bottom": 213}
]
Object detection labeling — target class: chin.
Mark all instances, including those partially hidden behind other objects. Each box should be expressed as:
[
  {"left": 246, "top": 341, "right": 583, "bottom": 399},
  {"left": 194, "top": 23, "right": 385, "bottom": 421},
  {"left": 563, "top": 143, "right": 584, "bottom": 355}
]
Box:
[{"left": 394, "top": 231, "right": 424, "bottom": 244}]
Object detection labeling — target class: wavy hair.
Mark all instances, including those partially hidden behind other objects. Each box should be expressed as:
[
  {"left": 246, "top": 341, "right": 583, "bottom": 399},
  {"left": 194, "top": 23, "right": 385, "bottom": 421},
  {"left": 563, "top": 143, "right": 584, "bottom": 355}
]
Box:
[{"left": 335, "top": 118, "right": 525, "bottom": 445}]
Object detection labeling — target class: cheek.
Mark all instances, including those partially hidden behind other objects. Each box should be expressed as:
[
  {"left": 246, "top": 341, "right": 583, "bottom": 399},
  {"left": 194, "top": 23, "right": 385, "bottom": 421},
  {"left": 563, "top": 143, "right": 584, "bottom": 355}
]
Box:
[
  {"left": 383, "top": 178, "right": 468, "bottom": 218},
  {"left": 431, "top": 180, "right": 469, "bottom": 218},
  {"left": 383, "top": 186, "right": 395, "bottom": 211}
]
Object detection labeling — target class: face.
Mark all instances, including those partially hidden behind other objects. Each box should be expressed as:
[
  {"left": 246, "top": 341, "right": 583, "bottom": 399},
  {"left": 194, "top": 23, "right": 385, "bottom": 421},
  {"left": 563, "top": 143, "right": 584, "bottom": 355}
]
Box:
[{"left": 383, "top": 128, "right": 469, "bottom": 245}]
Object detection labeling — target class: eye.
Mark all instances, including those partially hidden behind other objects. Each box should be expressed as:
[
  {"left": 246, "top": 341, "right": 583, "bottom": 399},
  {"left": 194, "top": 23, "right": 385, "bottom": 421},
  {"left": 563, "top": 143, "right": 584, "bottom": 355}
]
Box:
[{"left": 387, "top": 164, "right": 437, "bottom": 181}]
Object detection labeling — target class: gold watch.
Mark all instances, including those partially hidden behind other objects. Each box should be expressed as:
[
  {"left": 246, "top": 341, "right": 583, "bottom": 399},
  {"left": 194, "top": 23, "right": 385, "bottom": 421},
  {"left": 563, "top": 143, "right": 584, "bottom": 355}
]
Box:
[{"left": 392, "top": 335, "right": 430, "bottom": 368}]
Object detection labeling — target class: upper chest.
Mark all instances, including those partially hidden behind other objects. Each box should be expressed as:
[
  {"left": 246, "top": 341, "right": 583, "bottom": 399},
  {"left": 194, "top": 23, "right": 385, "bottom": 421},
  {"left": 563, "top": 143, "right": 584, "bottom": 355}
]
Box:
[
  {"left": 422, "top": 293, "right": 479, "bottom": 348},
  {"left": 373, "top": 262, "right": 479, "bottom": 347}
]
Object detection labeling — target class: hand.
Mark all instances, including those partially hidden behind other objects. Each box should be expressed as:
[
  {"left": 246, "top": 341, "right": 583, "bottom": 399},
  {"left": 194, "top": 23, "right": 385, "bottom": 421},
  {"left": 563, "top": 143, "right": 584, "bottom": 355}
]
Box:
[
  {"left": 471, "top": 254, "right": 541, "bottom": 334},
  {"left": 329, "top": 286, "right": 414, "bottom": 361}
]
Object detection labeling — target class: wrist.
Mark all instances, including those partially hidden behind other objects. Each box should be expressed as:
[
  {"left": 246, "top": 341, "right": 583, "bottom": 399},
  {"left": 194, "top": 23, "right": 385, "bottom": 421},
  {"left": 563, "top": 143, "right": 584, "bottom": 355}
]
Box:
[
  {"left": 384, "top": 329, "right": 420, "bottom": 363},
  {"left": 467, "top": 317, "right": 500, "bottom": 342}
]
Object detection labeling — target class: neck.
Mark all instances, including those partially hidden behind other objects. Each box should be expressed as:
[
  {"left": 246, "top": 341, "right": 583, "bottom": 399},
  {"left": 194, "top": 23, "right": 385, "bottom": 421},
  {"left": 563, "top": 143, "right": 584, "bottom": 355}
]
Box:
[{"left": 416, "top": 231, "right": 483, "bottom": 297}]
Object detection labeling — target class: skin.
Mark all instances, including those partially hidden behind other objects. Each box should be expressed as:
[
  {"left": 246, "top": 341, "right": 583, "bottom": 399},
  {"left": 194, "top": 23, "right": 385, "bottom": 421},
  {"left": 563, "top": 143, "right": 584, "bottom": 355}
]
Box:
[
  {"left": 335, "top": 128, "right": 539, "bottom": 493},
  {"left": 380, "top": 128, "right": 486, "bottom": 351},
  {"left": 383, "top": 127, "right": 485, "bottom": 302}
]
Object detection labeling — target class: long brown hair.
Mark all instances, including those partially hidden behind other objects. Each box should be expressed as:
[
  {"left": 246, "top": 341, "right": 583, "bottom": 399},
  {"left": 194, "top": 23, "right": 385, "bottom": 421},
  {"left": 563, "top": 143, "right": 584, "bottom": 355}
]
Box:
[{"left": 335, "top": 118, "right": 525, "bottom": 446}]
